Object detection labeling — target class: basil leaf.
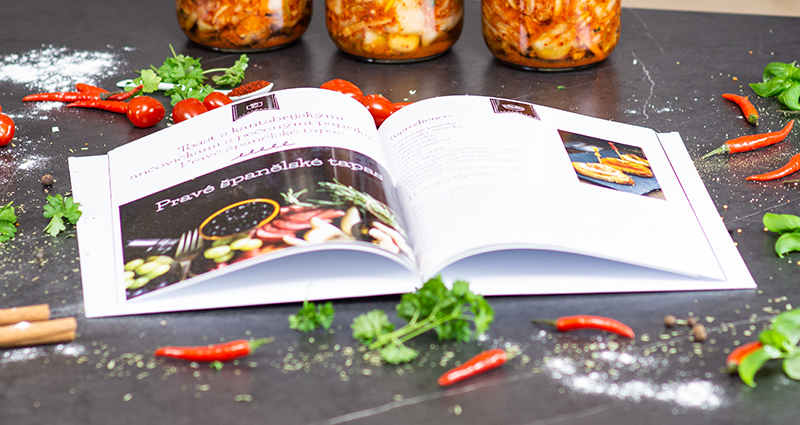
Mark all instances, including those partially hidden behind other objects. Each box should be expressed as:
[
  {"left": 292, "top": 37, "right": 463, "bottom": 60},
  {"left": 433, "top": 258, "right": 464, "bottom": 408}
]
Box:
[
  {"left": 763, "top": 213, "right": 800, "bottom": 234},
  {"left": 771, "top": 309, "right": 800, "bottom": 346},
  {"left": 778, "top": 81, "right": 800, "bottom": 111},
  {"left": 774, "top": 232, "right": 800, "bottom": 258},
  {"left": 760, "top": 329, "right": 791, "bottom": 353},
  {"left": 782, "top": 353, "right": 800, "bottom": 380},
  {"left": 750, "top": 77, "right": 793, "bottom": 98},
  {"left": 738, "top": 347, "right": 777, "bottom": 387},
  {"left": 763, "top": 61, "right": 798, "bottom": 79}
]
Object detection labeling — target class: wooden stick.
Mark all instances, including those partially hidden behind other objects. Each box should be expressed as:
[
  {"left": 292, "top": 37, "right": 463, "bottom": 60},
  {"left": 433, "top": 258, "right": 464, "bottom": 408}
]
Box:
[
  {"left": 0, "top": 304, "right": 50, "bottom": 326},
  {"left": 0, "top": 317, "right": 77, "bottom": 348}
]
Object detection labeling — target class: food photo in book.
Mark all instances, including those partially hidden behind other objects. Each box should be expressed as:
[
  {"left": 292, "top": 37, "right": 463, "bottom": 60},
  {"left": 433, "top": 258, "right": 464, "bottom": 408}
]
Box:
[
  {"left": 561, "top": 130, "right": 663, "bottom": 198},
  {"left": 119, "top": 146, "right": 411, "bottom": 299}
]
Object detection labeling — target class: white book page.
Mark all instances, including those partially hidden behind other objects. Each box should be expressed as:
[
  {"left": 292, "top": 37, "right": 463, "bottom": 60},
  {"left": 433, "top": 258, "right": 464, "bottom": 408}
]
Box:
[
  {"left": 71, "top": 88, "right": 421, "bottom": 317},
  {"left": 379, "top": 96, "right": 726, "bottom": 282}
]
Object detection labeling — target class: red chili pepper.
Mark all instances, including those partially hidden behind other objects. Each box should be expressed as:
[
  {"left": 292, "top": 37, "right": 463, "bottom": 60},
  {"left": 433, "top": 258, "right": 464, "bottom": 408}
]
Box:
[
  {"left": 746, "top": 152, "right": 800, "bottom": 181},
  {"left": 75, "top": 83, "right": 109, "bottom": 95},
  {"left": 702, "top": 120, "right": 795, "bottom": 159},
  {"left": 66, "top": 100, "right": 129, "bottom": 114},
  {"left": 23, "top": 92, "right": 101, "bottom": 102},
  {"left": 722, "top": 93, "right": 759, "bottom": 126},
  {"left": 437, "top": 348, "right": 508, "bottom": 386},
  {"left": 531, "top": 315, "right": 635, "bottom": 338},
  {"left": 154, "top": 337, "right": 273, "bottom": 362},
  {"left": 726, "top": 341, "right": 763, "bottom": 373},
  {"left": 107, "top": 84, "right": 143, "bottom": 101}
]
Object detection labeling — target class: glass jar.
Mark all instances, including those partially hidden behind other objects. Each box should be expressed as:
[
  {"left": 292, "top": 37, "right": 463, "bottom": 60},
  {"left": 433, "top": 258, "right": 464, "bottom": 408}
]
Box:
[
  {"left": 326, "top": 0, "right": 464, "bottom": 63},
  {"left": 176, "top": 0, "right": 312, "bottom": 52},
  {"left": 482, "top": 0, "right": 620, "bottom": 71}
]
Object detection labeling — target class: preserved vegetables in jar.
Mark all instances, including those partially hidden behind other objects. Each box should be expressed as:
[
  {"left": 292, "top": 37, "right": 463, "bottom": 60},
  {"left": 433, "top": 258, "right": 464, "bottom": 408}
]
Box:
[
  {"left": 482, "top": 0, "right": 620, "bottom": 70},
  {"left": 326, "top": 0, "right": 463, "bottom": 62},
  {"left": 176, "top": 0, "right": 312, "bottom": 52}
]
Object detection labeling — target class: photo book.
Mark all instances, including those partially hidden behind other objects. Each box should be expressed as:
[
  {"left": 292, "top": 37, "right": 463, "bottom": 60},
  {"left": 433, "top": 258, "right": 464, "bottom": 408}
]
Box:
[{"left": 69, "top": 88, "right": 756, "bottom": 318}]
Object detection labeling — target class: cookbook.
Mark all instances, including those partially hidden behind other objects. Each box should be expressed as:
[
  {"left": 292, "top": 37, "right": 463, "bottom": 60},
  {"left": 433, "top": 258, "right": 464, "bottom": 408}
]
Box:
[{"left": 69, "top": 88, "right": 756, "bottom": 318}]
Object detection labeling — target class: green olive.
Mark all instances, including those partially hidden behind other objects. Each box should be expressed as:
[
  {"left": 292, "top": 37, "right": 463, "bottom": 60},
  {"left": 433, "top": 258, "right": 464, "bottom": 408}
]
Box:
[
  {"left": 147, "top": 255, "right": 174, "bottom": 265},
  {"left": 243, "top": 238, "right": 263, "bottom": 251},
  {"left": 230, "top": 237, "right": 253, "bottom": 250},
  {"left": 213, "top": 251, "right": 235, "bottom": 263},
  {"left": 124, "top": 258, "right": 145, "bottom": 271},
  {"left": 134, "top": 261, "right": 160, "bottom": 276},
  {"left": 123, "top": 270, "right": 135, "bottom": 281},
  {"left": 204, "top": 245, "right": 232, "bottom": 259},
  {"left": 128, "top": 277, "right": 150, "bottom": 290},
  {"left": 212, "top": 237, "right": 234, "bottom": 247},
  {"left": 143, "top": 263, "right": 171, "bottom": 280}
]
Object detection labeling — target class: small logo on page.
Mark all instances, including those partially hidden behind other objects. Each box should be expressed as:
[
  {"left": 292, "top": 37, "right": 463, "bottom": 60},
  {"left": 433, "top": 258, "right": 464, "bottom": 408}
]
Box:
[
  {"left": 490, "top": 98, "right": 539, "bottom": 120},
  {"left": 232, "top": 94, "right": 279, "bottom": 121}
]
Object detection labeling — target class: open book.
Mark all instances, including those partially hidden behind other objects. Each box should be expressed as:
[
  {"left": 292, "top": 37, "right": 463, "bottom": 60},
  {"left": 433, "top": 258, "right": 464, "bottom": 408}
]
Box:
[{"left": 69, "top": 88, "right": 756, "bottom": 318}]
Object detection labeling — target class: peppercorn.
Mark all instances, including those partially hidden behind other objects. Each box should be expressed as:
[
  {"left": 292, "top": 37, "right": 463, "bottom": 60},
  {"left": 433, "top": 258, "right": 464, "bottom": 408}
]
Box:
[
  {"left": 686, "top": 317, "right": 698, "bottom": 328},
  {"left": 692, "top": 324, "right": 707, "bottom": 342},
  {"left": 663, "top": 314, "right": 677, "bottom": 327},
  {"left": 41, "top": 174, "right": 55, "bottom": 186}
]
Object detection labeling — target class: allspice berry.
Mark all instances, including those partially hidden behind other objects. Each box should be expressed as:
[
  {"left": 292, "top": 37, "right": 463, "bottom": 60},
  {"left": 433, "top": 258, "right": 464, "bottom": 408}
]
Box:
[
  {"left": 686, "top": 316, "right": 698, "bottom": 327},
  {"left": 692, "top": 324, "right": 707, "bottom": 342},
  {"left": 41, "top": 174, "right": 55, "bottom": 186},
  {"left": 663, "top": 314, "right": 677, "bottom": 327}
]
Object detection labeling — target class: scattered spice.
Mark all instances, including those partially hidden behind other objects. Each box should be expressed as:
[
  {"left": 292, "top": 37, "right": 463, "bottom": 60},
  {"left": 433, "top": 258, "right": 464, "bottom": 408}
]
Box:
[
  {"left": 228, "top": 80, "right": 271, "bottom": 97},
  {"left": 663, "top": 314, "right": 677, "bottom": 327}
]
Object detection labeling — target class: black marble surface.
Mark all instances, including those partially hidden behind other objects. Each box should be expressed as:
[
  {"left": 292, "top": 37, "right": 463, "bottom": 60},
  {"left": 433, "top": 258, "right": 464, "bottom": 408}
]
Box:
[{"left": 1, "top": 0, "right": 800, "bottom": 423}]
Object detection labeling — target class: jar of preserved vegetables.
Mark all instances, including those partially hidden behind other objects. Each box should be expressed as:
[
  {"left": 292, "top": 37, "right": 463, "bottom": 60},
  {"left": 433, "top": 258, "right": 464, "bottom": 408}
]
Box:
[
  {"left": 482, "top": 0, "right": 620, "bottom": 71},
  {"left": 176, "top": 0, "right": 312, "bottom": 52},
  {"left": 326, "top": 0, "right": 464, "bottom": 62}
]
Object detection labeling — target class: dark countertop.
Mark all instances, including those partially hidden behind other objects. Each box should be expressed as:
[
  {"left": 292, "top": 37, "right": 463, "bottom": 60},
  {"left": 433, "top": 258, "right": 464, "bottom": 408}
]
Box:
[{"left": 2, "top": 1, "right": 800, "bottom": 423}]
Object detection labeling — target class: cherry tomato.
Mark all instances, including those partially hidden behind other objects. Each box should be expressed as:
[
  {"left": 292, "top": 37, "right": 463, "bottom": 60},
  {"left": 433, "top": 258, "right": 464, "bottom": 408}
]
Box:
[
  {"left": 172, "top": 98, "right": 208, "bottom": 124},
  {"left": 126, "top": 96, "right": 166, "bottom": 128},
  {"left": 203, "top": 91, "right": 233, "bottom": 110},
  {"left": 0, "top": 113, "right": 15, "bottom": 146},
  {"left": 392, "top": 102, "right": 413, "bottom": 112},
  {"left": 361, "top": 94, "right": 394, "bottom": 127},
  {"left": 320, "top": 79, "right": 364, "bottom": 102}
]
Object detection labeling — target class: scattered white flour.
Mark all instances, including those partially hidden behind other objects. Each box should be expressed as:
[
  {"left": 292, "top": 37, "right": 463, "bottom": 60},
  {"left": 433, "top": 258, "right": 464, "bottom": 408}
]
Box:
[
  {"left": 0, "top": 45, "right": 124, "bottom": 93},
  {"left": 545, "top": 351, "right": 725, "bottom": 410},
  {"left": 0, "top": 343, "right": 84, "bottom": 365}
]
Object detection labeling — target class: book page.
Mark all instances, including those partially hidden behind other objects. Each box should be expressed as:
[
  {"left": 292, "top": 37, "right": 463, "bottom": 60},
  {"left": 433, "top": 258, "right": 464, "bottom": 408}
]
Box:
[
  {"left": 378, "top": 96, "right": 727, "bottom": 283},
  {"left": 71, "top": 88, "right": 419, "bottom": 317}
]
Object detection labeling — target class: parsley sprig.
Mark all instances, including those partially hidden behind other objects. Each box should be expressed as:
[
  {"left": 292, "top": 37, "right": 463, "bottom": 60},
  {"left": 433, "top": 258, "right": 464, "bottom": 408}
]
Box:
[
  {"left": 43, "top": 194, "right": 82, "bottom": 237},
  {"left": 750, "top": 61, "right": 800, "bottom": 111},
  {"left": 738, "top": 309, "right": 800, "bottom": 387},
  {"left": 0, "top": 201, "right": 18, "bottom": 242},
  {"left": 288, "top": 300, "right": 335, "bottom": 333},
  {"left": 132, "top": 45, "right": 249, "bottom": 105},
  {"left": 351, "top": 276, "right": 494, "bottom": 364}
]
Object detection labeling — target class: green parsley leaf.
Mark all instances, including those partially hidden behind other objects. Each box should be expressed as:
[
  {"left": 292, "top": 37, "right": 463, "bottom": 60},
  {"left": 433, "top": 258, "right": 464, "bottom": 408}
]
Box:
[
  {"left": 208, "top": 54, "right": 249, "bottom": 87},
  {"left": 380, "top": 342, "right": 418, "bottom": 365},
  {"left": 42, "top": 194, "right": 82, "bottom": 237},
  {"left": 0, "top": 201, "right": 17, "bottom": 242},
  {"left": 167, "top": 80, "right": 214, "bottom": 106},
  {"left": 288, "top": 300, "right": 335, "bottom": 333},
  {"left": 351, "top": 310, "right": 394, "bottom": 343},
  {"left": 157, "top": 45, "right": 205, "bottom": 86},
  {"left": 133, "top": 69, "right": 162, "bottom": 93},
  {"left": 352, "top": 276, "right": 495, "bottom": 364}
]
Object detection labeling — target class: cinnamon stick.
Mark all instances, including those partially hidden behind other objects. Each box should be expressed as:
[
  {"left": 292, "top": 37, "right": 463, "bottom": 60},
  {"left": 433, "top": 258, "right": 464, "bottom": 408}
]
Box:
[
  {"left": 0, "top": 317, "right": 77, "bottom": 348},
  {"left": 0, "top": 304, "right": 50, "bottom": 326}
]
